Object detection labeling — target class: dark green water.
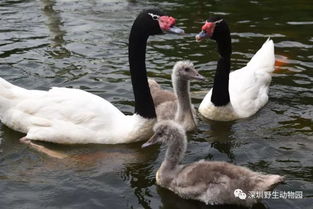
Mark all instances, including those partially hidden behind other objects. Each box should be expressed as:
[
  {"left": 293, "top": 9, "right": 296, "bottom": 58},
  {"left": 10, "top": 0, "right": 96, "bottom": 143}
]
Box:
[{"left": 0, "top": 0, "right": 312, "bottom": 208}]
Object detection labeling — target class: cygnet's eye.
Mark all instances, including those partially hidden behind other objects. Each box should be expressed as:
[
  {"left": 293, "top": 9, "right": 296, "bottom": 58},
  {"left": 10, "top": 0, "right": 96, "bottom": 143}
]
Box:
[{"left": 184, "top": 68, "right": 190, "bottom": 72}]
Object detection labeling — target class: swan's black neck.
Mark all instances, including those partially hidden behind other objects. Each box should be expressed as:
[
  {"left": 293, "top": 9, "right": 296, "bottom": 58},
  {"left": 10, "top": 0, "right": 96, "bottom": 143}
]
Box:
[
  {"left": 211, "top": 32, "right": 232, "bottom": 106},
  {"left": 128, "top": 20, "right": 156, "bottom": 118}
]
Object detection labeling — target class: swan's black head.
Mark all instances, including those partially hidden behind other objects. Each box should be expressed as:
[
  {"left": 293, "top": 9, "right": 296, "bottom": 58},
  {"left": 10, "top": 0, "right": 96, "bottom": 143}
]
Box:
[
  {"left": 133, "top": 9, "right": 184, "bottom": 36},
  {"left": 129, "top": 10, "right": 183, "bottom": 119},
  {"left": 195, "top": 16, "right": 229, "bottom": 41}
]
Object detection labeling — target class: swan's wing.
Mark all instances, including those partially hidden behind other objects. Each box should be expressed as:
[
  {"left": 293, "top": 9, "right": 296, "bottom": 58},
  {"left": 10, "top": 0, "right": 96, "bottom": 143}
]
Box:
[
  {"left": 174, "top": 161, "right": 224, "bottom": 187},
  {"left": 1, "top": 86, "right": 125, "bottom": 143},
  {"left": 148, "top": 78, "right": 176, "bottom": 107},
  {"left": 229, "top": 39, "right": 275, "bottom": 117},
  {"left": 246, "top": 38, "right": 275, "bottom": 72},
  {"left": 169, "top": 162, "right": 210, "bottom": 199},
  {"left": 229, "top": 67, "right": 271, "bottom": 117},
  {"left": 156, "top": 101, "right": 177, "bottom": 121},
  {"left": 171, "top": 161, "right": 252, "bottom": 203},
  {"left": 173, "top": 162, "right": 227, "bottom": 192}
]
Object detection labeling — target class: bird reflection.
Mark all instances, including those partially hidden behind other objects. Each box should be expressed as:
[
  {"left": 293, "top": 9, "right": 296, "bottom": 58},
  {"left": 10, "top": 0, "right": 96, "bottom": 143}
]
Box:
[
  {"left": 120, "top": 145, "right": 161, "bottom": 208},
  {"left": 202, "top": 119, "right": 237, "bottom": 161},
  {"left": 40, "top": 0, "right": 71, "bottom": 58}
]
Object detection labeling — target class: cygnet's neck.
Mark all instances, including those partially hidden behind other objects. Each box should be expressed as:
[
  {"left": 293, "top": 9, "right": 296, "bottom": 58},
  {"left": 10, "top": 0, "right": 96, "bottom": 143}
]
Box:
[
  {"left": 162, "top": 131, "right": 187, "bottom": 170},
  {"left": 172, "top": 75, "right": 196, "bottom": 130}
]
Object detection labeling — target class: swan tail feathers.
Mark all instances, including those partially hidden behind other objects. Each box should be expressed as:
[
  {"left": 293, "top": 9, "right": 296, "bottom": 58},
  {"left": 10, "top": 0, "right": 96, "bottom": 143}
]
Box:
[
  {"left": 263, "top": 174, "right": 285, "bottom": 191},
  {"left": 255, "top": 174, "right": 285, "bottom": 191},
  {"left": 0, "top": 77, "right": 16, "bottom": 91},
  {"left": 246, "top": 38, "right": 275, "bottom": 73},
  {"left": 0, "top": 78, "right": 30, "bottom": 112},
  {"left": 0, "top": 77, "right": 27, "bottom": 98},
  {"left": 0, "top": 78, "right": 16, "bottom": 114}
]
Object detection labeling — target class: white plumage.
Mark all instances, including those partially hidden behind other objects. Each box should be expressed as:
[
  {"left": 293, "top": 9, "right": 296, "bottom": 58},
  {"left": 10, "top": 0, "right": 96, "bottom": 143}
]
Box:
[
  {"left": 0, "top": 78, "right": 154, "bottom": 144},
  {"left": 199, "top": 39, "right": 275, "bottom": 121},
  {"left": 0, "top": 10, "right": 184, "bottom": 146}
]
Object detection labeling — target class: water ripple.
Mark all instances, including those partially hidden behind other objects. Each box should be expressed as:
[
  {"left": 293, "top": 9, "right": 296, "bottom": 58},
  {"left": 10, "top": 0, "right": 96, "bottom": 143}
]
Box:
[{"left": 0, "top": 0, "right": 312, "bottom": 209}]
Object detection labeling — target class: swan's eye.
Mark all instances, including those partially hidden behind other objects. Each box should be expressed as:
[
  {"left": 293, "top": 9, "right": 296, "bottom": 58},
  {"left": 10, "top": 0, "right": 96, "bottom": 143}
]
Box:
[{"left": 185, "top": 68, "right": 190, "bottom": 72}]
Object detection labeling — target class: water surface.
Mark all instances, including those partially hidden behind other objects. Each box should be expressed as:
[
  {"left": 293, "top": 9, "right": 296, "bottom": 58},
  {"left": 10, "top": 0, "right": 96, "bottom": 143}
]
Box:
[{"left": 0, "top": 0, "right": 312, "bottom": 208}]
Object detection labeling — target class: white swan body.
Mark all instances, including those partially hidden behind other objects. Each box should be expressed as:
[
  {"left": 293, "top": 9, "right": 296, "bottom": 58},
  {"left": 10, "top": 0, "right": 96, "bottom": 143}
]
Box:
[
  {"left": 197, "top": 18, "right": 275, "bottom": 121},
  {"left": 199, "top": 39, "right": 274, "bottom": 121},
  {"left": 0, "top": 78, "right": 154, "bottom": 144},
  {"left": 0, "top": 10, "right": 184, "bottom": 144}
]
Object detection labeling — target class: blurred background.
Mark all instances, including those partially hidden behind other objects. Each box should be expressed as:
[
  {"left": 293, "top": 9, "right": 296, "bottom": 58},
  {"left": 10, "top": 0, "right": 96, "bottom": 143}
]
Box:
[{"left": 0, "top": 0, "right": 312, "bottom": 208}]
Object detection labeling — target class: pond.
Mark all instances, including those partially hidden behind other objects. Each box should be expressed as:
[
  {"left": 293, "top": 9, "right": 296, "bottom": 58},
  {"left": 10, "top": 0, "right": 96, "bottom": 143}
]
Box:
[{"left": 0, "top": 0, "right": 312, "bottom": 208}]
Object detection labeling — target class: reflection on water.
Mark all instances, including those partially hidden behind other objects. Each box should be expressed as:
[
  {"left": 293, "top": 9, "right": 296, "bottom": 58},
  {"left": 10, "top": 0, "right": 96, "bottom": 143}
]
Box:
[
  {"left": 41, "top": 0, "right": 65, "bottom": 47},
  {"left": 41, "top": 0, "right": 71, "bottom": 58},
  {"left": 0, "top": 0, "right": 312, "bottom": 209}
]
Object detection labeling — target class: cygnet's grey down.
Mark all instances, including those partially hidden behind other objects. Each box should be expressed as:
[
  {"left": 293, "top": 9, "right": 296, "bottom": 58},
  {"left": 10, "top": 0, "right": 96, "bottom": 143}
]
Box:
[
  {"left": 142, "top": 120, "right": 285, "bottom": 207},
  {"left": 149, "top": 61, "right": 205, "bottom": 131},
  {"left": 148, "top": 79, "right": 177, "bottom": 107}
]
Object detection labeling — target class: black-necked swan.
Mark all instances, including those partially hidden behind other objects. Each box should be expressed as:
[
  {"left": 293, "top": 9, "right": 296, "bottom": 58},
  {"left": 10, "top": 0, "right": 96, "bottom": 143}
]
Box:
[
  {"left": 142, "top": 120, "right": 284, "bottom": 207},
  {"left": 195, "top": 17, "right": 275, "bottom": 121},
  {"left": 0, "top": 10, "right": 184, "bottom": 146},
  {"left": 154, "top": 61, "right": 205, "bottom": 131}
]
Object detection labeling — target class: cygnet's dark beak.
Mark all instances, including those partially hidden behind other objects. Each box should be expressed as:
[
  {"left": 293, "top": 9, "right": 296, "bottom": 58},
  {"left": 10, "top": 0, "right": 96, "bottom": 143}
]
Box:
[
  {"left": 141, "top": 133, "right": 159, "bottom": 148},
  {"left": 167, "top": 26, "right": 185, "bottom": 34},
  {"left": 192, "top": 73, "right": 207, "bottom": 81}
]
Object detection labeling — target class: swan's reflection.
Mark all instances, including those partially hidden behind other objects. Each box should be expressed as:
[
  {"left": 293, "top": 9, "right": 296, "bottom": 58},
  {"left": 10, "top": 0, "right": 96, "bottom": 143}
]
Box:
[
  {"left": 40, "top": 0, "right": 70, "bottom": 57},
  {"left": 201, "top": 119, "right": 236, "bottom": 161},
  {"left": 120, "top": 144, "right": 160, "bottom": 208}
]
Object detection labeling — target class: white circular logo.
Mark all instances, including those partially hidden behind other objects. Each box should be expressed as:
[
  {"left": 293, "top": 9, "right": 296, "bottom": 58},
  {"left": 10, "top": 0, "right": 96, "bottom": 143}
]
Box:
[
  {"left": 234, "top": 189, "right": 247, "bottom": 200},
  {"left": 239, "top": 192, "right": 247, "bottom": 200},
  {"left": 234, "top": 189, "right": 243, "bottom": 197}
]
